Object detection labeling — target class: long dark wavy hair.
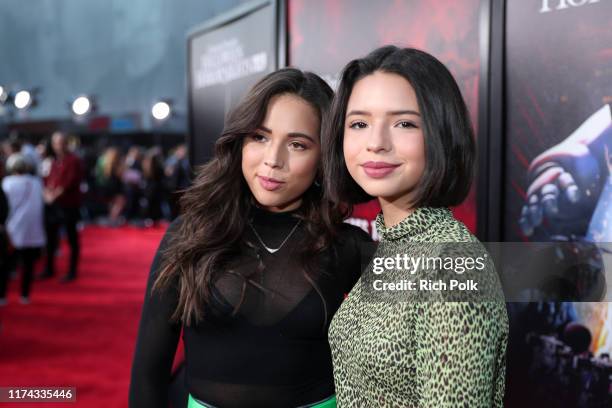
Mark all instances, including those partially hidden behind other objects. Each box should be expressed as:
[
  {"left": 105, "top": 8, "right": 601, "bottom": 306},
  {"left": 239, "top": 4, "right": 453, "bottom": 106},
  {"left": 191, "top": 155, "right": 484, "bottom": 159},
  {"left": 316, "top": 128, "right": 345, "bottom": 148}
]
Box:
[{"left": 153, "top": 68, "right": 341, "bottom": 326}]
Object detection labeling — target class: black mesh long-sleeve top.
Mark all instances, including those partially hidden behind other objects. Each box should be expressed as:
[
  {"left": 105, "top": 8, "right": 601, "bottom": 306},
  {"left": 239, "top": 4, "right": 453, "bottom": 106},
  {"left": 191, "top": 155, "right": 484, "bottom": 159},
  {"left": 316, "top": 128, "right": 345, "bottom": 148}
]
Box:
[{"left": 129, "top": 207, "right": 372, "bottom": 408}]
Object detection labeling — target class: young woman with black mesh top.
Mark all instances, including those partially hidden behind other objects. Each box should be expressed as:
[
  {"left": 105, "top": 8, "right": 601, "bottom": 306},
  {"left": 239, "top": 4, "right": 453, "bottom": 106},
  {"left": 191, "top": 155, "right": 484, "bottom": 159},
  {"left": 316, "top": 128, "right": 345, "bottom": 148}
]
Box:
[{"left": 129, "top": 68, "right": 371, "bottom": 408}]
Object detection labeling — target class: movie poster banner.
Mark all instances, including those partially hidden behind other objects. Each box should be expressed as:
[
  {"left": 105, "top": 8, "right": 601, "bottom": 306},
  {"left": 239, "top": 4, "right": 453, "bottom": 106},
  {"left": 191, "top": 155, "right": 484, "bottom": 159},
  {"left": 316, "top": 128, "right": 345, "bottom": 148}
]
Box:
[
  {"left": 288, "top": 0, "right": 481, "bottom": 236},
  {"left": 504, "top": 1, "right": 612, "bottom": 406},
  {"left": 188, "top": 1, "right": 278, "bottom": 165}
]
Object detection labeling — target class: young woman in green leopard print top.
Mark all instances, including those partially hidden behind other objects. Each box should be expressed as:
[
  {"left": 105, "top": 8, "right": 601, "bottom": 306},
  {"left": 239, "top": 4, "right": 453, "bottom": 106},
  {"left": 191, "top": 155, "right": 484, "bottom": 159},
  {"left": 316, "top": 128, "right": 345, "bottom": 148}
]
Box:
[{"left": 323, "top": 46, "right": 509, "bottom": 407}]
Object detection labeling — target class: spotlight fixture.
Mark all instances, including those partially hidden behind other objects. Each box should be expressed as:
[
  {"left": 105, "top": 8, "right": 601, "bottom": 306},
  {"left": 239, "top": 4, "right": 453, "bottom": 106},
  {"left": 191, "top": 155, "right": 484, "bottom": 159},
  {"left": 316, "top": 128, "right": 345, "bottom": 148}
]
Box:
[
  {"left": 72, "top": 95, "right": 93, "bottom": 116},
  {"left": 14, "top": 90, "right": 32, "bottom": 109},
  {"left": 151, "top": 100, "right": 172, "bottom": 121}
]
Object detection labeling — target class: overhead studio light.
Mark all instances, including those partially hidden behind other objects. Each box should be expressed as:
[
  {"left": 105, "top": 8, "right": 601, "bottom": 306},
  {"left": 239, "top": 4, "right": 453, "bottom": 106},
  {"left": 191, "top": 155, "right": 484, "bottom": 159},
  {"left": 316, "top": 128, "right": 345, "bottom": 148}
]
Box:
[
  {"left": 151, "top": 101, "right": 171, "bottom": 121},
  {"left": 14, "top": 90, "right": 32, "bottom": 109},
  {"left": 72, "top": 95, "right": 92, "bottom": 115}
]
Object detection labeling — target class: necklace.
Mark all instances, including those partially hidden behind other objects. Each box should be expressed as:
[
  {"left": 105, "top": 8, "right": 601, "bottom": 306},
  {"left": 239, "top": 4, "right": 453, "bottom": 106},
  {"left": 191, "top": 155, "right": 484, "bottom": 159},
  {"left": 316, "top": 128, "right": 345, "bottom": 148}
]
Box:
[{"left": 248, "top": 219, "right": 302, "bottom": 254}]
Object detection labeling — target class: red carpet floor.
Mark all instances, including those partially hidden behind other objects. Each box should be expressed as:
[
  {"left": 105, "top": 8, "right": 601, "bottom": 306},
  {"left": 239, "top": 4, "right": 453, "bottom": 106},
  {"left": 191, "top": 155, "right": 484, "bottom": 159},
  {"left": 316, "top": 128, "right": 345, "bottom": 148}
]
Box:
[{"left": 0, "top": 224, "right": 168, "bottom": 408}]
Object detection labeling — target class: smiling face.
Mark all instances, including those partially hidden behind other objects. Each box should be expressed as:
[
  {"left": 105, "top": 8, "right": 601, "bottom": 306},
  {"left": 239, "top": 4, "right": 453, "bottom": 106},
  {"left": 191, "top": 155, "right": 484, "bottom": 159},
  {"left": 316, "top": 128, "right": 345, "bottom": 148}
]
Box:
[
  {"left": 343, "top": 71, "right": 426, "bottom": 204},
  {"left": 241, "top": 93, "right": 321, "bottom": 212}
]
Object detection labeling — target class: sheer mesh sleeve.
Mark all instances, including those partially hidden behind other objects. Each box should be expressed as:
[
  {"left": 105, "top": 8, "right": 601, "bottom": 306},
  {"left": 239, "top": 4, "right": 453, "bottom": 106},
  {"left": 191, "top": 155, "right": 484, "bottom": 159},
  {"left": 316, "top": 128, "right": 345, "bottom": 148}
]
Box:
[{"left": 129, "top": 219, "right": 182, "bottom": 408}]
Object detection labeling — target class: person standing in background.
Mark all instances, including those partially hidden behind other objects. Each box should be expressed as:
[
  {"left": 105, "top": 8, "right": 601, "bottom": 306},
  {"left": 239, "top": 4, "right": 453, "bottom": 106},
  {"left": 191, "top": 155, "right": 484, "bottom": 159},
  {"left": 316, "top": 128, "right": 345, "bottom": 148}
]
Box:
[
  {"left": 0, "top": 154, "right": 45, "bottom": 304},
  {"left": 41, "top": 131, "right": 83, "bottom": 283},
  {"left": 2, "top": 132, "right": 40, "bottom": 176},
  {"left": 97, "top": 147, "right": 126, "bottom": 226},
  {"left": 0, "top": 162, "right": 9, "bottom": 306},
  {"left": 164, "top": 144, "right": 191, "bottom": 220},
  {"left": 19, "top": 135, "right": 41, "bottom": 176},
  {"left": 141, "top": 147, "right": 166, "bottom": 226},
  {"left": 36, "top": 138, "right": 56, "bottom": 179},
  {"left": 123, "top": 146, "right": 144, "bottom": 222}
]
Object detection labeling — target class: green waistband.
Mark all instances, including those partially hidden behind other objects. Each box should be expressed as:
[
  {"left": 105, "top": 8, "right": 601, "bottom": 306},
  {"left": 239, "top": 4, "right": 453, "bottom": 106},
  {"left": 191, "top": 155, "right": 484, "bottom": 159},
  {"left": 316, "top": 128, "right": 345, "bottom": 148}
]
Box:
[{"left": 187, "top": 393, "right": 337, "bottom": 408}]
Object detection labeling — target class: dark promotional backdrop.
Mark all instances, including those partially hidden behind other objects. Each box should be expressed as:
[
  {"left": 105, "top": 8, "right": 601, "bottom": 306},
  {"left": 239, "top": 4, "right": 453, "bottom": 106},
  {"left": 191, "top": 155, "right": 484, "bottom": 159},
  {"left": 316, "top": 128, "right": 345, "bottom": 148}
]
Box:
[
  {"left": 288, "top": 0, "right": 480, "bottom": 235},
  {"left": 186, "top": 2, "right": 612, "bottom": 405},
  {"left": 503, "top": 2, "right": 611, "bottom": 407},
  {"left": 188, "top": 0, "right": 279, "bottom": 164},
  {"left": 504, "top": 0, "right": 612, "bottom": 243}
]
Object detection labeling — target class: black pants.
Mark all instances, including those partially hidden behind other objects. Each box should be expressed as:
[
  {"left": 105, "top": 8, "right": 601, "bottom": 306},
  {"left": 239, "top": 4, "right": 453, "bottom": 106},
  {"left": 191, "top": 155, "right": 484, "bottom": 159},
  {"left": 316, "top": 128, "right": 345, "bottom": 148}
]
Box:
[
  {"left": 0, "top": 247, "right": 41, "bottom": 298},
  {"left": 45, "top": 206, "right": 80, "bottom": 278}
]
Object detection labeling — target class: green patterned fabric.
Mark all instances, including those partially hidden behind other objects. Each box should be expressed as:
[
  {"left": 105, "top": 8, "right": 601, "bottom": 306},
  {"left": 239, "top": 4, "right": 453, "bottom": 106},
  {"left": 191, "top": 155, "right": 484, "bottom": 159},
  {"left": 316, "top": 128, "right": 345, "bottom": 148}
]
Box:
[{"left": 329, "top": 207, "right": 508, "bottom": 407}]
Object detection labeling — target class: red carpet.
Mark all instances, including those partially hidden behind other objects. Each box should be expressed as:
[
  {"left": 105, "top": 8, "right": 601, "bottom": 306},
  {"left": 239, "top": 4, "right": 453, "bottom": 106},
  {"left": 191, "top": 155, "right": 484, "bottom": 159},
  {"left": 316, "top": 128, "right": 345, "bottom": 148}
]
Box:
[{"left": 0, "top": 224, "right": 168, "bottom": 408}]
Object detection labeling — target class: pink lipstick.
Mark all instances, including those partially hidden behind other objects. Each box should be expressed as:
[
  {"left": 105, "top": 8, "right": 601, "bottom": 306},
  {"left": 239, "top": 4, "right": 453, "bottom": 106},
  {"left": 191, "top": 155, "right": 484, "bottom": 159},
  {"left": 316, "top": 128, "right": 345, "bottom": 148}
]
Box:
[
  {"left": 257, "top": 175, "right": 284, "bottom": 191},
  {"left": 361, "top": 161, "right": 400, "bottom": 178}
]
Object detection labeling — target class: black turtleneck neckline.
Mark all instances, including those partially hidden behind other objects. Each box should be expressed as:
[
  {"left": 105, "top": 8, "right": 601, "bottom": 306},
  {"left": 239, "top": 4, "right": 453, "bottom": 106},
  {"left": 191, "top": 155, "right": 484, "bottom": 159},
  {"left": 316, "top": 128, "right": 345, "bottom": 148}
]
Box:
[{"left": 249, "top": 205, "right": 302, "bottom": 229}]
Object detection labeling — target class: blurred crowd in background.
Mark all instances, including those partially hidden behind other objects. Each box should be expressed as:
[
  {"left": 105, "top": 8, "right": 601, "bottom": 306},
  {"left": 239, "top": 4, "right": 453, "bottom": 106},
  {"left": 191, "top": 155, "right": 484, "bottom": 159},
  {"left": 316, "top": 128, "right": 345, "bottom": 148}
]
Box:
[
  {"left": 0, "top": 130, "right": 190, "bottom": 304},
  {"left": 1, "top": 132, "right": 190, "bottom": 225}
]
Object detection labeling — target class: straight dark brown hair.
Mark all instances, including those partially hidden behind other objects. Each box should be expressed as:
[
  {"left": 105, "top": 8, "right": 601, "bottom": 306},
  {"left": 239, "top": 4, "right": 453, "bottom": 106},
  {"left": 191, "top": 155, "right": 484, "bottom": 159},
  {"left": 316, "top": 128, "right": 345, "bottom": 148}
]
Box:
[{"left": 323, "top": 45, "right": 476, "bottom": 209}]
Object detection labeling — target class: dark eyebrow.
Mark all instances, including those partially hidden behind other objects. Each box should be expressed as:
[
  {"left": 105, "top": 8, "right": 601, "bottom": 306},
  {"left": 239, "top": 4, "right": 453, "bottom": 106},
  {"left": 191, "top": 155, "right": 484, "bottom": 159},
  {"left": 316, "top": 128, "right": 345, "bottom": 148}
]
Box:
[
  {"left": 257, "top": 126, "right": 316, "bottom": 144},
  {"left": 288, "top": 133, "right": 317, "bottom": 144},
  {"left": 346, "top": 109, "right": 421, "bottom": 117},
  {"left": 346, "top": 110, "right": 371, "bottom": 117},
  {"left": 257, "top": 125, "right": 272, "bottom": 133},
  {"left": 388, "top": 110, "right": 420, "bottom": 116}
]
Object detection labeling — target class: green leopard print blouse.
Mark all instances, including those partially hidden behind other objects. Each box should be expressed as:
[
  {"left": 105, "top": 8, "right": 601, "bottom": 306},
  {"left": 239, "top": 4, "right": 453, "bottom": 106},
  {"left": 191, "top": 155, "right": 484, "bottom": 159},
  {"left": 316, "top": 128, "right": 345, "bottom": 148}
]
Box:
[{"left": 329, "top": 207, "right": 509, "bottom": 407}]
